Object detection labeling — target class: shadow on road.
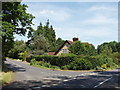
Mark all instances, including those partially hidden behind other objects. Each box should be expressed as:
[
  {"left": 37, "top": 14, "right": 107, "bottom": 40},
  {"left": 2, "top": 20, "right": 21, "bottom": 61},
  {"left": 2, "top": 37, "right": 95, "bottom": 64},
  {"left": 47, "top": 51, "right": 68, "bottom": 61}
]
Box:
[
  {"left": 2, "top": 70, "right": 120, "bottom": 89},
  {"left": 5, "top": 63, "right": 26, "bottom": 72}
]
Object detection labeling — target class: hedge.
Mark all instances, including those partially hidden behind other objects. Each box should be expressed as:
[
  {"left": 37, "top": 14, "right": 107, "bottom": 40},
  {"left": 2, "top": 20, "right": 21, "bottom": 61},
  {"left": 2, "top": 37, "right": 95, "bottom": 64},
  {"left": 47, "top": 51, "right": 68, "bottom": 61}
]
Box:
[
  {"left": 28, "top": 55, "right": 76, "bottom": 67},
  {"left": 28, "top": 54, "right": 117, "bottom": 70}
]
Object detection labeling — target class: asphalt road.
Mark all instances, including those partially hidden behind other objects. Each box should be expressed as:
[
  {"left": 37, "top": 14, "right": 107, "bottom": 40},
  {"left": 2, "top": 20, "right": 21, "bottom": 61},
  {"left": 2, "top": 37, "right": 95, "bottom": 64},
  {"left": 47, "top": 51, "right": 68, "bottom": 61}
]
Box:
[{"left": 3, "top": 58, "right": 120, "bottom": 89}]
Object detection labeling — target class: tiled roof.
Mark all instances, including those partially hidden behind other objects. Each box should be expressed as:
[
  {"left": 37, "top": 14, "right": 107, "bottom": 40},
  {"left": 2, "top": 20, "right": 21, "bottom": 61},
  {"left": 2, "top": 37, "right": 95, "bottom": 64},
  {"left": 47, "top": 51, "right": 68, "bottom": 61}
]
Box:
[
  {"left": 48, "top": 52, "right": 55, "bottom": 55},
  {"left": 66, "top": 40, "right": 74, "bottom": 44}
]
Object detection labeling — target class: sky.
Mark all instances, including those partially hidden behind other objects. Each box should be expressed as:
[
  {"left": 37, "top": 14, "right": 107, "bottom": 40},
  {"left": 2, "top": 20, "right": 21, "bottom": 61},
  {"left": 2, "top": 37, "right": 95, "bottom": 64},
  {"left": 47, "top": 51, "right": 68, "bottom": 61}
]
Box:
[{"left": 14, "top": 1, "right": 118, "bottom": 48}]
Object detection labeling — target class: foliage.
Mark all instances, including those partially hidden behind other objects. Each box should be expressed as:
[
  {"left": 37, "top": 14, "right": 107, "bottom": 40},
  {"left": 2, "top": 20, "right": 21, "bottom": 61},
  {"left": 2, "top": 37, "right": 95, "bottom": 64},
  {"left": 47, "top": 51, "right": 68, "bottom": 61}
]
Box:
[
  {"left": 29, "top": 35, "right": 48, "bottom": 55},
  {"left": 29, "top": 54, "right": 117, "bottom": 70},
  {"left": 34, "top": 20, "right": 56, "bottom": 52},
  {"left": 30, "top": 58, "right": 36, "bottom": 65},
  {"left": 30, "top": 55, "right": 76, "bottom": 66},
  {"left": 23, "top": 51, "right": 27, "bottom": 61},
  {"left": 54, "top": 38, "right": 64, "bottom": 52},
  {"left": 7, "top": 40, "right": 26, "bottom": 59},
  {"left": 1, "top": 2, "right": 34, "bottom": 60},
  {"left": 97, "top": 41, "right": 119, "bottom": 54},
  {"left": 30, "top": 60, "right": 60, "bottom": 69},
  {"left": 111, "top": 52, "right": 120, "bottom": 66},
  {"left": 69, "top": 58, "right": 92, "bottom": 70},
  {"left": 69, "top": 41, "right": 96, "bottom": 56}
]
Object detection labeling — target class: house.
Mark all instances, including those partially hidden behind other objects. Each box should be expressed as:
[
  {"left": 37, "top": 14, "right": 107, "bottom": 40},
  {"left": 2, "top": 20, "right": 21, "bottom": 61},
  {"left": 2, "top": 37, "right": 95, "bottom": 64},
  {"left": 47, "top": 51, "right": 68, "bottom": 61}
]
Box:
[
  {"left": 48, "top": 37, "right": 92, "bottom": 56},
  {"left": 54, "top": 37, "right": 79, "bottom": 55}
]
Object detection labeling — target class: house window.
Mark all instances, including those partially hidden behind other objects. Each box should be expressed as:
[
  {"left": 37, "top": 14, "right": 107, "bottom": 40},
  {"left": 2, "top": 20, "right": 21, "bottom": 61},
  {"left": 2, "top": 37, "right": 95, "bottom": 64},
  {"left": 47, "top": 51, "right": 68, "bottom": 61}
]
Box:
[{"left": 62, "top": 49, "right": 68, "bottom": 53}]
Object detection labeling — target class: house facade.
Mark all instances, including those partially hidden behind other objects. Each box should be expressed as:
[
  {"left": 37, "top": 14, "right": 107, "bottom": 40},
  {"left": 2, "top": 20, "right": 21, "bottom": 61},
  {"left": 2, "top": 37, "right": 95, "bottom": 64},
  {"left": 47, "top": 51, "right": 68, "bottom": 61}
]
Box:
[
  {"left": 48, "top": 37, "right": 92, "bottom": 56},
  {"left": 54, "top": 37, "right": 78, "bottom": 55}
]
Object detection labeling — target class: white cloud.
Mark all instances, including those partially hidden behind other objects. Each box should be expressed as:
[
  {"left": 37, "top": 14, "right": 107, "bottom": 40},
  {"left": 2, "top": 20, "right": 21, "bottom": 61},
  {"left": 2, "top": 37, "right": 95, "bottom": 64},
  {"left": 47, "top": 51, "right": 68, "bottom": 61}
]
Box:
[
  {"left": 84, "top": 14, "right": 117, "bottom": 24},
  {"left": 26, "top": 3, "right": 71, "bottom": 22},
  {"left": 37, "top": 9, "right": 71, "bottom": 22},
  {"left": 88, "top": 5, "right": 117, "bottom": 12}
]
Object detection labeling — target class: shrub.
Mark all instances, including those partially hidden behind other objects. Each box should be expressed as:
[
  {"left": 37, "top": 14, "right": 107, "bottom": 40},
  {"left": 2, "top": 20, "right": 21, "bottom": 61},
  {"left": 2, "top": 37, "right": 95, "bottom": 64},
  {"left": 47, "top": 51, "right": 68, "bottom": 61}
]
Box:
[
  {"left": 30, "top": 59, "right": 36, "bottom": 65},
  {"left": 101, "top": 64, "right": 107, "bottom": 69},
  {"left": 61, "top": 65, "right": 70, "bottom": 70},
  {"left": 111, "top": 52, "right": 120, "bottom": 66},
  {"left": 32, "top": 55, "right": 76, "bottom": 66},
  {"left": 69, "top": 58, "right": 92, "bottom": 70},
  {"left": 23, "top": 51, "right": 27, "bottom": 61},
  {"left": 36, "top": 61, "right": 45, "bottom": 66},
  {"left": 42, "top": 62, "right": 52, "bottom": 68}
]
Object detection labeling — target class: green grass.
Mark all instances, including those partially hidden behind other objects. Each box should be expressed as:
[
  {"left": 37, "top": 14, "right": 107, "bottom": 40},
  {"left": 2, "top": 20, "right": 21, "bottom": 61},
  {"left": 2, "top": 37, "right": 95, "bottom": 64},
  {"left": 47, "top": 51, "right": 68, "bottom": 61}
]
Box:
[{"left": 31, "top": 64, "right": 61, "bottom": 70}]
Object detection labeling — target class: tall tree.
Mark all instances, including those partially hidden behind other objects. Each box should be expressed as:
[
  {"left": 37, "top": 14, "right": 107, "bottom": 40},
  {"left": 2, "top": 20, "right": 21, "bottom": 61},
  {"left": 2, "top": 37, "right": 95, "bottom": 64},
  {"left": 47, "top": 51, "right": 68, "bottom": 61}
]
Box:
[
  {"left": 29, "top": 35, "right": 48, "bottom": 55},
  {"left": 1, "top": 2, "right": 35, "bottom": 60},
  {"left": 69, "top": 41, "right": 96, "bottom": 56},
  {"left": 36, "top": 20, "right": 56, "bottom": 52}
]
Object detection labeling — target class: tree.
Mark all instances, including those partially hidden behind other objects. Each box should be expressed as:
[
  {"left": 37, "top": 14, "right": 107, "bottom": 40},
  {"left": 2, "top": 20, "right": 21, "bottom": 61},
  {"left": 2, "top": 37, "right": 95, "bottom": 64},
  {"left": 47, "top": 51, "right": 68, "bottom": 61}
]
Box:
[
  {"left": 1, "top": 2, "right": 35, "bottom": 60},
  {"left": 116, "top": 42, "right": 120, "bottom": 52},
  {"left": 36, "top": 20, "right": 56, "bottom": 52},
  {"left": 54, "top": 38, "right": 64, "bottom": 51},
  {"left": 69, "top": 41, "right": 96, "bottom": 56},
  {"left": 97, "top": 41, "right": 119, "bottom": 54},
  {"left": 108, "top": 41, "right": 118, "bottom": 52},
  {"left": 29, "top": 35, "right": 48, "bottom": 55},
  {"left": 7, "top": 40, "right": 26, "bottom": 59}
]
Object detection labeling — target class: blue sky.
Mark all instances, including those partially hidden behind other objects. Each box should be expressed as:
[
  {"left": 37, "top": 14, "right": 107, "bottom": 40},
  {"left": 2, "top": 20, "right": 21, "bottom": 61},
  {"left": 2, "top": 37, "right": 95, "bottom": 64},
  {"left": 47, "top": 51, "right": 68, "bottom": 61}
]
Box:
[{"left": 14, "top": 2, "right": 118, "bottom": 48}]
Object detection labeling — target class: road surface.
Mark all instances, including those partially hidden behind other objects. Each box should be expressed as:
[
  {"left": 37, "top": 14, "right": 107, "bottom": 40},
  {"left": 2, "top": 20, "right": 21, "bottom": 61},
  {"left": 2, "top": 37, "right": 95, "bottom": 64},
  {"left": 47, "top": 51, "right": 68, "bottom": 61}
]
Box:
[{"left": 2, "top": 58, "right": 120, "bottom": 89}]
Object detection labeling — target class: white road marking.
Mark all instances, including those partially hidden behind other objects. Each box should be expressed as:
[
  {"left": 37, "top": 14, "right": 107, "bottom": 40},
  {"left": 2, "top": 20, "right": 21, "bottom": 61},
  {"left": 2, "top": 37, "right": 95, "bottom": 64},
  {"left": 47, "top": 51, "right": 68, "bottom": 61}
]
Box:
[
  {"left": 63, "top": 80, "right": 69, "bottom": 82},
  {"left": 94, "top": 77, "right": 112, "bottom": 88},
  {"left": 41, "top": 85, "right": 50, "bottom": 87},
  {"left": 43, "top": 78, "right": 61, "bottom": 81}
]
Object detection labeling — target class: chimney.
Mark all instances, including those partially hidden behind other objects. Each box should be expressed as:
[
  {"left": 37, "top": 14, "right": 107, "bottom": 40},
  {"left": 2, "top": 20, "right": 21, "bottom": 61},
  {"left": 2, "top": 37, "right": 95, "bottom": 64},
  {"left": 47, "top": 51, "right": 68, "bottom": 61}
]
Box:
[{"left": 73, "top": 37, "right": 79, "bottom": 42}]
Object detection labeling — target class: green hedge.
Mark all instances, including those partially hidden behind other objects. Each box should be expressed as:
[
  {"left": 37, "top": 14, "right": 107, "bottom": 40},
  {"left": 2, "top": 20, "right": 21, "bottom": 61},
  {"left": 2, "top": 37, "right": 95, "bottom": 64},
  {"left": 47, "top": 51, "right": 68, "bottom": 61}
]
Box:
[
  {"left": 30, "top": 55, "right": 76, "bottom": 67},
  {"left": 28, "top": 54, "right": 117, "bottom": 70}
]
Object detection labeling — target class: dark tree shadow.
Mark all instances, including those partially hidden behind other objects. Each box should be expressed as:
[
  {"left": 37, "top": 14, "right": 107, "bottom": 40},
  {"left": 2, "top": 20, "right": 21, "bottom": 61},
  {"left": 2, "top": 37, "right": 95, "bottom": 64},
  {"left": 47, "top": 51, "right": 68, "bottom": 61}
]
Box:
[
  {"left": 2, "top": 68, "right": 120, "bottom": 89},
  {"left": 5, "top": 63, "right": 26, "bottom": 72}
]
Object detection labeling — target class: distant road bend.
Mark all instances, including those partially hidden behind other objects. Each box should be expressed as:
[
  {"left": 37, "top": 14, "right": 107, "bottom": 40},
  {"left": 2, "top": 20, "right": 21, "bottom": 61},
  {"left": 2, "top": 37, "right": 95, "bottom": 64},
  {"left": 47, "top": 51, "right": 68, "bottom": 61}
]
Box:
[{"left": 3, "top": 58, "right": 120, "bottom": 89}]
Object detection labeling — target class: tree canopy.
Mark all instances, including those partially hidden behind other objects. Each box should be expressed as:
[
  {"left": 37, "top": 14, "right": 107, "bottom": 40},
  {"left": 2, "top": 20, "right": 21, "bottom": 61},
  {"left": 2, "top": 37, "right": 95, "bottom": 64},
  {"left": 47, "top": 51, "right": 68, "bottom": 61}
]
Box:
[
  {"left": 69, "top": 41, "right": 96, "bottom": 56},
  {"left": 1, "top": 2, "right": 35, "bottom": 59}
]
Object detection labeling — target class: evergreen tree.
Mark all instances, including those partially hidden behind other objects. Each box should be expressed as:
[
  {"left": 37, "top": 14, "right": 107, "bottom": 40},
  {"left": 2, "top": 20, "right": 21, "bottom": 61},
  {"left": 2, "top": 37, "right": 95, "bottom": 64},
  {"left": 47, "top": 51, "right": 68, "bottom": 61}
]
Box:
[{"left": 35, "top": 19, "right": 56, "bottom": 52}]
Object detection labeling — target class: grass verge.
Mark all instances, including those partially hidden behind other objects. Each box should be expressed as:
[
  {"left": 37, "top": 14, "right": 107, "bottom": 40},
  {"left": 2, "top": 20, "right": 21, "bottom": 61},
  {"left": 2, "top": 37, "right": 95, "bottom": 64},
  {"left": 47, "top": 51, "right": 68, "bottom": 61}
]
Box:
[{"left": 0, "top": 65, "right": 14, "bottom": 86}]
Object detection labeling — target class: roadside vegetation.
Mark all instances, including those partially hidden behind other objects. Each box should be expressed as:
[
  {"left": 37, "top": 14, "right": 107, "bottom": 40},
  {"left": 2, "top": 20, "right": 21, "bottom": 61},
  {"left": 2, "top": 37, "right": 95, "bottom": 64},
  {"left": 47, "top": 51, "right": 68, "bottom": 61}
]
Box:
[{"left": 0, "top": 65, "right": 14, "bottom": 86}]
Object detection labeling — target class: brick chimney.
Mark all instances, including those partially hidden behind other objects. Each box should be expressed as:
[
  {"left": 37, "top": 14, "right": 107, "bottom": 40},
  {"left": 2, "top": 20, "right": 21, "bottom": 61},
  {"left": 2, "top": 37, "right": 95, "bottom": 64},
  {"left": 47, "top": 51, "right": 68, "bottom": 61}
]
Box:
[{"left": 73, "top": 37, "right": 79, "bottom": 42}]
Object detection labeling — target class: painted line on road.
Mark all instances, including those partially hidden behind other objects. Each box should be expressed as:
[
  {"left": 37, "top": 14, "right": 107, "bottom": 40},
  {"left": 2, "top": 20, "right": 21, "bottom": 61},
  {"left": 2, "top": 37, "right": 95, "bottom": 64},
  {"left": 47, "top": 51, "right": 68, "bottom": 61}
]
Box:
[{"left": 94, "top": 77, "right": 112, "bottom": 88}]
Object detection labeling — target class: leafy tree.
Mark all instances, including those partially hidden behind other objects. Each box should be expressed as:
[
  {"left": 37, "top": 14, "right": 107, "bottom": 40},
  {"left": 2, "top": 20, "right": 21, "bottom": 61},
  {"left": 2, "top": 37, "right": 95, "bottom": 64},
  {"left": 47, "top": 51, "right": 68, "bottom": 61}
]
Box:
[
  {"left": 29, "top": 35, "right": 48, "bottom": 55},
  {"left": 1, "top": 2, "right": 35, "bottom": 60},
  {"left": 69, "top": 41, "right": 96, "bottom": 55},
  {"left": 116, "top": 42, "right": 120, "bottom": 52},
  {"left": 7, "top": 40, "right": 26, "bottom": 59},
  {"left": 97, "top": 41, "right": 119, "bottom": 54},
  {"left": 36, "top": 20, "right": 56, "bottom": 52},
  {"left": 108, "top": 41, "right": 118, "bottom": 52},
  {"left": 54, "top": 38, "right": 64, "bottom": 52}
]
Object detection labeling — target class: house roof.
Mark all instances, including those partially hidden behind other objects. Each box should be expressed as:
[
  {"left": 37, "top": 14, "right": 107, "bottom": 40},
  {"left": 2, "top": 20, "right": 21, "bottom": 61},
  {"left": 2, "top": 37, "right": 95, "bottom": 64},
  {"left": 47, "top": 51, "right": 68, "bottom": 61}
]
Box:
[
  {"left": 48, "top": 52, "right": 55, "bottom": 55},
  {"left": 54, "top": 40, "right": 93, "bottom": 55},
  {"left": 54, "top": 40, "right": 72, "bottom": 55},
  {"left": 67, "top": 40, "right": 74, "bottom": 44}
]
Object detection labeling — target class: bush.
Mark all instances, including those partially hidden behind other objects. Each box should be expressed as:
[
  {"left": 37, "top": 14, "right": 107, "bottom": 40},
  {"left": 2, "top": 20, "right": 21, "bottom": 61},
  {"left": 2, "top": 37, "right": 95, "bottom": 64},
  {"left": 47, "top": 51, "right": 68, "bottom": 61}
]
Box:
[
  {"left": 30, "top": 59, "right": 36, "bottom": 65},
  {"left": 69, "top": 58, "right": 92, "bottom": 70},
  {"left": 42, "top": 62, "right": 52, "bottom": 68},
  {"left": 101, "top": 64, "right": 107, "bottom": 69},
  {"left": 111, "top": 52, "right": 120, "bottom": 66},
  {"left": 61, "top": 65, "right": 70, "bottom": 70},
  {"left": 36, "top": 61, "right": 45, "bottom": 66},
  {"left": 29, "top": 54, "right": 117, "bottom": 70},
  {"left": 31, "top": 55, "right": 76, "bottom": 66}
]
